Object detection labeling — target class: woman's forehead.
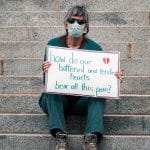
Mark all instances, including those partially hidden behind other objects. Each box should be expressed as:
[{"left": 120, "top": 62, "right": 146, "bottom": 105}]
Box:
[{"left": 70, "top": 16, "right": 84, "bottom": 20}]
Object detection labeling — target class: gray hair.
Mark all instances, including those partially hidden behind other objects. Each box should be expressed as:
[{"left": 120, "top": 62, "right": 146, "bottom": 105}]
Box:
[
  {"left": 64, "top": 5, "right": 89, "bottom": 35},
  {"left": 64, "top": 5, "right": 89, "bottom": 24}
]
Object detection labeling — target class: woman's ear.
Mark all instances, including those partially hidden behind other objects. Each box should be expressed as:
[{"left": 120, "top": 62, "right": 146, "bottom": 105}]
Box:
[
  {"left": 86, "top": 23, "right": 89, "bottom": 28},
  {"left": 84, "top": 23, "right": 89, "bottom": 31},
  {"left": 84, "top": 23, "right": 89, "bottom": 34},
  {"left": 64, "top": 23, "right": 68, "bottom": 30}
]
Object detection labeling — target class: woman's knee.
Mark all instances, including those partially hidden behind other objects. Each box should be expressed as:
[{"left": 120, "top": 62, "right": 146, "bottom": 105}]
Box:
[
  {"left": 39, "top": 93, "right": 66, "bottom": 113},
  {"left": 39, "top": 93, "right": 50, "bottom": 113},
  {"left": 88, "top": 98, "right": 106, "bottom": 105},
  {"left": 87, "top": 98, "right": 106, "bottom": 112}
]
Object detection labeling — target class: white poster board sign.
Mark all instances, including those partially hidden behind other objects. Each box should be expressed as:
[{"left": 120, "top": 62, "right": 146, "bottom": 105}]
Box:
[{"left": 45, "top": 46, "right": 120, "bottom": 99}]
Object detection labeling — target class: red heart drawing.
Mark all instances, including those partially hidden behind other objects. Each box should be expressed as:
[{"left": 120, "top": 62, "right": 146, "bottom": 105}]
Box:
[{"left": 103, "top": 58, "right": 110, "bottom": 64}]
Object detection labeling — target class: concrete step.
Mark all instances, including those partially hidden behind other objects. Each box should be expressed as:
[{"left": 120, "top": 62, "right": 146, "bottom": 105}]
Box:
[
  {"left": 0, "top": 42, "right": 45, "bottom": 59},
  {"left": 0, "top": 95, "right": 149, "bottom": 114},
  {"left": 0, "top": 134, "right": 150, "bottom": 150},
  {"left": 0, "top": 0, "right": 149, "bottom": 11},
  {"left": 0, "top": 0, "right": 149, "bottom": 149},
  {"left": 0, "top": 58, "right": 150, "bottom": 76},
  {"left": 0, "top": 42, "right": 150, "bottom": 59},
  {"left": 0, "top": 27, "right": 149, "bottom": 42},
  {"left": 0, "top": 114, "right": 149, "bottom": 135},
  {"left": 121, "top": 59, "right": 150, "bottom": 76},
  {"left": 0, "top": 76, "right": 43, "bottom": 94},
  {"left": 0, "top": 59, "right": 43, "bottom": 76},
  {"left": 0, "top": 11, "right": 149, "bottom": 27},
  {"left": 0, "top": 76, "right": 150, "bottom": 95}
]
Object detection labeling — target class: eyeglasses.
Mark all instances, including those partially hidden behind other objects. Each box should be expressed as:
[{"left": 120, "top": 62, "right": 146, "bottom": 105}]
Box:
[{"left": 67, "top": 18, "right": 86, "bottom": 25}]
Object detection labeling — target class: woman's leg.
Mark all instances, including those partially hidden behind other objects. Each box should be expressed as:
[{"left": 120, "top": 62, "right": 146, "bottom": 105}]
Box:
[
  {"left": 71, "top": 97, "right": 106, "bottom": 139},
  {"left": 39, "top": 93, "right": 70, "bottom": 136},
  {"left": 85, "top": 97, "right": 106, "bottom": 135}
]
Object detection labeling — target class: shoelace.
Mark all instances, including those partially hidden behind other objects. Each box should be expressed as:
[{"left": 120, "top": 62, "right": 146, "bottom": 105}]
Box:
[
  {"left": 56, "top": 139, "right": 69, "bottom": 150},
  {"left": 88, "top": 142, "right": 97, "bottom": 150}
]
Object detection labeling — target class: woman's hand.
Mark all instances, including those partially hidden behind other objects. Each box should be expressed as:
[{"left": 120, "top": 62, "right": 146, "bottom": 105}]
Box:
[
  {"left": 42, "top": 61, "right": 51, "bottom": 72},
  {"left": 115, "top": 69, "right": 124, "bottom": 83}
]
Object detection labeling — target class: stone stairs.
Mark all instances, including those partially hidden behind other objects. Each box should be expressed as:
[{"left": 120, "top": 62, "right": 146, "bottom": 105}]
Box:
[{"left": 0, "top": 0, "right": 150, "bottom": 150}]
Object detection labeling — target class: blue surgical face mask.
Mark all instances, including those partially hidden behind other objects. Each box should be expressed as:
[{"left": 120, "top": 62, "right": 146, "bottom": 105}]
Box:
[{"left": 67, "top": 21, "right": 85, "bottom": 38}]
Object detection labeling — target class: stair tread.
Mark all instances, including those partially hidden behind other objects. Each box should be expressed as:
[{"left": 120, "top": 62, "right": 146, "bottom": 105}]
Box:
[
  {"left": 0, "top": 114, "right": 149, "bottom": 134},
  {"left": 0, "top": 95, "right": 149, "bottom": 114},
  {"left": 0, "top": 11, "right": 149, "bottom": 27},
  {"left": 0, "top": 0, "right": 149, "bottom": 11},
  {"left": 0, "top": 42, "right": 150, "bottom": 59},
  {"left": 0, "top": 59, "right": 150, "bottom": 76},
  {"left": 0, "top": 134, "right": 149, "bottom": 150},
  {"left": 0, "top": 27, "right": 150, "bottom": 42},
  {"left": 0, "top": 77, "right": 149, "bottom": 95}
]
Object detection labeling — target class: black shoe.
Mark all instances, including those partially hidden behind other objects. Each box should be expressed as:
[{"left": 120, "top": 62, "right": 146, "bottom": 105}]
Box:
[
  {"left": 83, "top": 134, "right": 97, "bottom": 150},
  {"left": 55, "top": 132, "right": 69, "bottom": 150}
]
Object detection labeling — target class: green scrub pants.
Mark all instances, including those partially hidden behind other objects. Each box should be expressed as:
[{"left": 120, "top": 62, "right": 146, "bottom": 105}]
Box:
[{"left": 39, "top": 93, "right": 106, "bottom": 137}]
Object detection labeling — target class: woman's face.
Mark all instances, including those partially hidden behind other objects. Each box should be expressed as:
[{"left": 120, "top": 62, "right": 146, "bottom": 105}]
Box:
[{"left": 65, "top": 15, "right": 88, "bottom": 37}]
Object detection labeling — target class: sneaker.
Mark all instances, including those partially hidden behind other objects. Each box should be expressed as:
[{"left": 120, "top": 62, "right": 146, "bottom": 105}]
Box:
[
  {"left": 55, "top": 132, "right": 69, "bottom": 150},
  {"left": 83, "top": 134, "right": 97, "bottom": 150}
]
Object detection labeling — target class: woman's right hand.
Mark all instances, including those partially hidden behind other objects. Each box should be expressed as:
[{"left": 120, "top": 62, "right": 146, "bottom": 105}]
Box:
[{"left": 42, "top": 61, "right": 51, "bottom": 72}]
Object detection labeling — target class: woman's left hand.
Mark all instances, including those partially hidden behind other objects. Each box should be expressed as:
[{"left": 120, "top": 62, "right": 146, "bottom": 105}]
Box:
[{"left": 115, "top": 69, "right": 124, "bottom": 83}]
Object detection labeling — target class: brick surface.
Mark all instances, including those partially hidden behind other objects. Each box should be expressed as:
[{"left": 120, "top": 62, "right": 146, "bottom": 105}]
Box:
[
  {"left": 29, "top": 27, "right": 150, "bottom": 42},
  {"left": 0, "top": 95, "right": 42, "bottom": 113},
  {"left": 105, "top": 96, "right": 150, "bottom": 114},
  {"left": 0, "top": 59, "right": 149, "bottom": 76},
  {"left": 0, "top": 27, "right": 149, "bottom": 42},
  {"left": 2, "top": 59, "right": 43, "bottom": 75},
  {"left": 0, "top": 42, "right": 150, "bottom": 59},
  {"left": 101, "top": 42, "right": 150, "bottom": 59},
  {"left": 121, "top": 59, "right": 150, "bottom": 76},
  {"left": 0, "top": 134, "right": 150, "bottom": 150},
  {"left": 0, "top": 77, "right": 43, "bottom": 94},
  {"left": 121, "top": 77, "right": 150, "bottom": 95},
  {"left": 0, "top": 42, "right": 45, "bottom": 59},
  {"left": 0, "top": 114, "right": 149, "bottom": 135},
  {"left": 0, "top": 95, "right": 149, "bottom": 114},
  {"left": 0, "top": 77, "right": 150, "bottom": 94},
  {"left": 0, "top": 0, "right": 149, "bottom": 11},
  {"left": 0, "top": 11, "right": 149, "bottom": 27},
  {"left": 0, "top": 27, "right": 30, "bottom": 41},
  {"left": 89, "top": 27, "right": 150, "bottom": 43}
]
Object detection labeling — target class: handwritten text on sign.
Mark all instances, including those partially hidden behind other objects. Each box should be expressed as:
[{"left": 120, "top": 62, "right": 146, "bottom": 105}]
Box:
[{"left": 45, "top": 46, "right": 120, "bottom": 98}]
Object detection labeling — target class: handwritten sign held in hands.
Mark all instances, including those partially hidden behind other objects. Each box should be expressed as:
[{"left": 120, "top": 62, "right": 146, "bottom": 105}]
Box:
[{"left": 45, "top": 46, "right": 120, "bottom": 99}]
